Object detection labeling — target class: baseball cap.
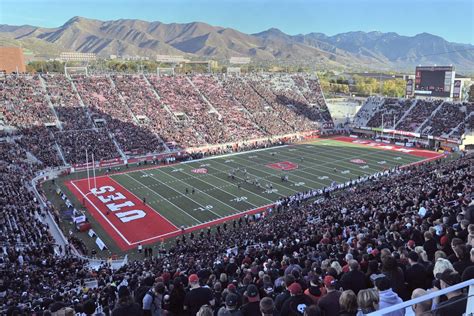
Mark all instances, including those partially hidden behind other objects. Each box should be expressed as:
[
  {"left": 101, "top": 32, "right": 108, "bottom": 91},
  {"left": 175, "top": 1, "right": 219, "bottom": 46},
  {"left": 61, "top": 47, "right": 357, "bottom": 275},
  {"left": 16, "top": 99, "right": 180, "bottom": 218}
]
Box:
[
  {"left": 188, "top": 274, "right": 199, "bottom": 283},
  {"left": 227, "top": 284, "right": 236, "bottom": 291},
  {"left": 288, "top": 282, "right": 302, "bottom": 295},
  {"left": 246, "top": 284, "right": 259, "bottom": 302},
  {"left": 225, "top": 293, "right": 238, "bottom": 307},
  {"left": 323, "top": 275, "right": 336, "bottom": 287},
  {"left": 436, "top": 269, "right": 461, "bottom": 286},
  {"left": 407, "top": 240, "right": 415, "bottom": 248}
]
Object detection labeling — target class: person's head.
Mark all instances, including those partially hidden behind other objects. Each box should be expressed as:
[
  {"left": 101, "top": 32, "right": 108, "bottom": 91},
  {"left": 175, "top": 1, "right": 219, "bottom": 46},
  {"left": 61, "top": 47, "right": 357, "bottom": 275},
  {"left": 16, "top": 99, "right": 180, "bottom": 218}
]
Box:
[
  {"left": 407, "top": 251, "right": 419, "bottom": 264},
  {"left": 323, "top": 275, "right": 337, "bottom": 291},
  {"left": 245, "top": 284, "right": 260, "bottom": 302},
  {"left": 411, "top": 289, "right": 432, "bottom": 315},
  {"left": 225, "top": 293, "right": 239, "bottom": 310},
  {"left": 453, "top": 244, "right": 468, "bottom": 260},
  {"left": 154, "top": 282, "right": 165, "bottom": 294},
  {"left": 188, "top": 274, "right": 200, "bottom": 288},
  {"left": 357, "top": 289, "right": 379, "bottom": 313},
  {"left": 348, "top": 260, "right": 360, "bottom": 271},
  {"left": 436, "top": 269, "right": 461, "bottom": 291},
  {"left": 471, "top": 248, "right": 474, "bottom": 263},
  {"left": 433, "top": 258, "right": 454, "bottom": 276},
  {"left": 259, "top": 297, "right": 275, "bottom": 316},
  {"left": 331, "top": 261, "right": 342, "bottom": 274},
  {"left": 288, "top": 282, "right": 303, "bottom": 296},
  {"left": 374, "top": 275, "right": 391, "bottom": 292},
  {"left": 424, "top": 231, "right": 433, "bottom": 241},
  {"left": 117, "top": 286, "right": 131, "bottom": 303},
  {"left": 220, "top": 273, "right": 228, "bottom": 283},
  {"left": 339, "top": 290, "right": 357, "bottom": 313},
  {"left": 304, "top": 305, "right": 322, "bottom": 316},
  {"left": 434, "top": 250, "right": 447, "bottom": 261},
  {"left": 283, "top": 274, "right": 296, "bottom": 290},
  {"left": 197, "top": 305, "right": 214, "bottom": 316}
]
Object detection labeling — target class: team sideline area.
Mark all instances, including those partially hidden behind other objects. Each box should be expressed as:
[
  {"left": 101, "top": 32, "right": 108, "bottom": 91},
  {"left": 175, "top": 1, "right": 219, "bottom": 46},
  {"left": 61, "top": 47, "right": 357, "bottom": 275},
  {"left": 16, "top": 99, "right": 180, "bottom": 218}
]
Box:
[{"left": 61, "top": 137, "right": 441, "bottom": 251}]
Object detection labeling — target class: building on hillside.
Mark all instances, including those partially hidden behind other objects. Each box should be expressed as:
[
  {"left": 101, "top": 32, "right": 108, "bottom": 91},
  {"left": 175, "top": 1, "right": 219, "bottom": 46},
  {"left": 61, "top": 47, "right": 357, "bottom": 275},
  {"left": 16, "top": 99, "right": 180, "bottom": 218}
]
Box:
[
  {"left": 60, "top": 52, "right": 96, "bottom": 62},
  {"left": 0, "top": 47, "right": 26, "bottom": 73}
]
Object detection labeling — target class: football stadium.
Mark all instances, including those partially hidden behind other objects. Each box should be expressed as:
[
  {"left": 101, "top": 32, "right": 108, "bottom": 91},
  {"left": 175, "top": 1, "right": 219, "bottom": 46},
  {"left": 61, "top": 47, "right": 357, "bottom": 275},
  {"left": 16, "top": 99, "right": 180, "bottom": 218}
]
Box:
[{"left": 1, "top": 1, "right": 474, "bottom": 315}]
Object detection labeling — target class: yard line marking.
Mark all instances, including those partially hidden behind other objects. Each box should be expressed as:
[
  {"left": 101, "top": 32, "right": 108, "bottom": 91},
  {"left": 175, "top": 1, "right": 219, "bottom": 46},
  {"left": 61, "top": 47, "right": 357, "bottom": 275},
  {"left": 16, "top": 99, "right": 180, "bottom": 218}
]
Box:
[
  {"left": 185, "top": 164, "right": 278, "bottom": 202},
  {"left": 123, "top": 173, "right": 202, "bottom": 224},
  {"left": 209, "top": 158, "right": 301, "bottom": 194},
  {"left": 157, "top": 167, "right": 257, "bottom": 211},
  {"left": 227, "top": 155, "right": 327, "bottom": 189},
  {"left": 139, "top": 170, "right": 223, "bottom": 218},
  {"left": 181, "top": 145, "right": 288, "bottom": 164},
  {"left": 106, "top": 176, "right": 178, "bottom": 230}
]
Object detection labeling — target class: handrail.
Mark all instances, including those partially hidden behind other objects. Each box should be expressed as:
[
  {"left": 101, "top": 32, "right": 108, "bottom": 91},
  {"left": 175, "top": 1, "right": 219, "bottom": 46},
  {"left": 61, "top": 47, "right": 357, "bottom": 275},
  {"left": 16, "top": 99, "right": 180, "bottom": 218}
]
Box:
[{"left": 367, "top": 279, "right": 474, "bottom": 315}]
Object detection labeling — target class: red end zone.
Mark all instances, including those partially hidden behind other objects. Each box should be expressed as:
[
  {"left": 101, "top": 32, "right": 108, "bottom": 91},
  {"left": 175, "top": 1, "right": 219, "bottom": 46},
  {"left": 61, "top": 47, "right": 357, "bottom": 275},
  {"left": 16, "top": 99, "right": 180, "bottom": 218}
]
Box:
[
  {"left": 66, "top": 176, "right": 178, "bottom": 250},
  {"left": 66, "top": 175, "right": 276, "bottom": 251}
]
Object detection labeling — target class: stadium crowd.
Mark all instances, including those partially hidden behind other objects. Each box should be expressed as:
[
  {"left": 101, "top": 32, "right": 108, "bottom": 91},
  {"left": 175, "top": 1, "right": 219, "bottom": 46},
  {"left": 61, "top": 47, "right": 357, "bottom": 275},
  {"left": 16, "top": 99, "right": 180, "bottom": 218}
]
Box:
[
  {"left": 1, "top": 72, "right": 474, "bottom": 316},
  {"left": 357, "top": 98, "right": 473, "bottom": 138},
  {"left": 1, "top": 72, "right": 332, "bottom": 166},
  {"left": 1, "top": 133, "right": 472, "bottom": 315}
]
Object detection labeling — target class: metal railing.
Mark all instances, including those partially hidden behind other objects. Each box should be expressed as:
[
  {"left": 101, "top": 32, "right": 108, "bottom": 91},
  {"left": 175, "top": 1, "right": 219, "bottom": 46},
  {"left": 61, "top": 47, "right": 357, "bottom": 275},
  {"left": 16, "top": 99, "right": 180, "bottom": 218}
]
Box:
[{"left": 368, "top": 279, "right": 474, "bottom": 316}]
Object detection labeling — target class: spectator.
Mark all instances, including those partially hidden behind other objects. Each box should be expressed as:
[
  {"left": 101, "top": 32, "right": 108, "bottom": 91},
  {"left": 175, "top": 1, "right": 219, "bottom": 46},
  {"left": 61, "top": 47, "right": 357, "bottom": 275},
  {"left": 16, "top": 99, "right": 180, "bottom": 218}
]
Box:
[
  {"left": 340, "top": 260, "right": 367, "bottom": 295},
  {"left": 356, "top": 289, "right": 379, "bottom": 315},
  {"left": 280, "top": 282, "right": 314, "bottom": 315},
  {"left": 184, "top": 274, "right": 215, "bottom": 315},
  {"left": 318, "top": 276, "right": 341, "bottom": 316},
  {"left": 217, "top": 293, "right": 242, "bottom": 316},
  {"left": 241, "top": 284, "right": 261, "bottom": 316},
  {"left": 434, "top": 270, "right": 467, "bottom": 316},
  {"left": 112, "top": 286, "right": 142, "bottom": 316},
  {"left": 143, "top": 282, "right": 165, "bottom": 316},
  {"left": 260, "top": 297, "right": 278, "bottom": 316},
  {"left": 405, "top": 252, "right": 428, "bottom": 293},
  {"left": 410, "top": 289, "right": 432, "bottom": 316},
  {"left": 374, "top": 275, "right": 404, "bottom": 316},
  {"left": 339, "top": 290, "right": 358, "bottom": 316}
]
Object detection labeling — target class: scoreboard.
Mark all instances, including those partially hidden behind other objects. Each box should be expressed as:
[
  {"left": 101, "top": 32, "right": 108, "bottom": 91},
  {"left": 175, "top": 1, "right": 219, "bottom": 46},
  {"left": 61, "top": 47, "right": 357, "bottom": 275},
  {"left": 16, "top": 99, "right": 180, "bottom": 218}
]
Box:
[{"left": 414, "top": 66, "right": 455, "bottom": 98}]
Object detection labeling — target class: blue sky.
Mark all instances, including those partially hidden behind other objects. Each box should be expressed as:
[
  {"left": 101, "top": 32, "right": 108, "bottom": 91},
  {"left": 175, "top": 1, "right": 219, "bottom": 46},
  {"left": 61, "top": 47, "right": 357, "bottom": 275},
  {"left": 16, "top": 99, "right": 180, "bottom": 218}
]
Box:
[{"left": 1, "top": 0, "right": 473, "bottom": 44}]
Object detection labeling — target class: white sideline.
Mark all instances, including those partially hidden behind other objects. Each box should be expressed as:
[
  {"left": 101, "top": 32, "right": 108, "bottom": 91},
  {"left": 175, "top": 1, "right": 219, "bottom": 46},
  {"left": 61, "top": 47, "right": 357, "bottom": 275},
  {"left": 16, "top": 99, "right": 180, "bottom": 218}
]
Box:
[{"left": 181, "top": 145, "right": 289, "bottom": 163}]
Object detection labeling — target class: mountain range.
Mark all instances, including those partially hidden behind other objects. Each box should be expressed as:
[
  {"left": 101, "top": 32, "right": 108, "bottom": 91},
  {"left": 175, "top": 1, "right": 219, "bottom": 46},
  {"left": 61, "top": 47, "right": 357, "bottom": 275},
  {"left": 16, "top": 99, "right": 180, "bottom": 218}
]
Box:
[{"left": 1, "top": 16, "right": 473, "bottom": 72}]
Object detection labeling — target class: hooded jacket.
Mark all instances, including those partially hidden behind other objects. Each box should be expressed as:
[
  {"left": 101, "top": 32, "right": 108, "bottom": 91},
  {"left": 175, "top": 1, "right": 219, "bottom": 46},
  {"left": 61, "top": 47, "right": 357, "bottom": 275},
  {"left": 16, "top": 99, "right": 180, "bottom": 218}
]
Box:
[{"left": 378, "top": 289, "right": 404, "bottom": 316}]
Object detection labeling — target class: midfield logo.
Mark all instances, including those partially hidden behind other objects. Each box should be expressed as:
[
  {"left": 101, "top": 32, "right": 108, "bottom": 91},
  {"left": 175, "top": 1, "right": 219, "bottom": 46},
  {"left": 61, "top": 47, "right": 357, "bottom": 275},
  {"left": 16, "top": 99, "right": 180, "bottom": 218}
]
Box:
[
  {"left": 191, "top": 168, "right": 208, "bottom": 174},
  {"left": 266, "top": 161, "right": 299, "bottom": 171}
]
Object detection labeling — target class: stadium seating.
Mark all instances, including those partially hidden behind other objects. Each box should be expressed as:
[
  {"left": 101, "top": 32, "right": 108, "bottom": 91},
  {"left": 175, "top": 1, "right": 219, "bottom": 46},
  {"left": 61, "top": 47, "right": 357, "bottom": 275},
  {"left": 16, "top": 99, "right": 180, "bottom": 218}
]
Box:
[
  {"left": 1, "top": 72, "right": 473, "bottom": 315},
  {"left": 1, "top": 133, "right": 472, "bottom": 314},
  {"left": 356, "top": 97, "right": 473, "bottom": 137}
]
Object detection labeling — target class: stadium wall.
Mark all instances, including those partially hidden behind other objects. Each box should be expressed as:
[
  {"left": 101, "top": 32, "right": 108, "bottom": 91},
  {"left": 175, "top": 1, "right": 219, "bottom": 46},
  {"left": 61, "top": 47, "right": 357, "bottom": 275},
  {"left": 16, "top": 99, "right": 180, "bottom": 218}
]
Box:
[{"left": 0, "top": 47, "right": 26, "bottom": 73}]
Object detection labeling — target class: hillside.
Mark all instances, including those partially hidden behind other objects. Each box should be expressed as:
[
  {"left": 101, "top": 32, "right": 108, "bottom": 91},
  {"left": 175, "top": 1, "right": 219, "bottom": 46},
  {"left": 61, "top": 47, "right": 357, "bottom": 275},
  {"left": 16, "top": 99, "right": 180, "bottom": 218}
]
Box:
[{"left": 1, "top": 16, "right": 473, "bottom": 71}]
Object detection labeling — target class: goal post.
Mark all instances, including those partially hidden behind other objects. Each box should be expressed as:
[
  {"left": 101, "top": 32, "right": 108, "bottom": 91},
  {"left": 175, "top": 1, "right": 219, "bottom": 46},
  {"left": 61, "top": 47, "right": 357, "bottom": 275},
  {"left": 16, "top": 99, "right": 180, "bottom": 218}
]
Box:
[
  {"left": 156, "top": 67, "right": 175, "bottom": 76},
  {"left": 65, "top": 66, "right": 88, "bottom": 78}
]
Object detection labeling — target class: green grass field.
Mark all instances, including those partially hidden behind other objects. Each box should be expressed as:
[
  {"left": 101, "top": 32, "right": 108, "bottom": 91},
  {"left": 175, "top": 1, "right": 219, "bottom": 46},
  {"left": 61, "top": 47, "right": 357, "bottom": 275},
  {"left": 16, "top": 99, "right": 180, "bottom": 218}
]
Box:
[
  {"left": 56, "top": 138, "right": 432, "bottom": 256},
  {"left": 110, "top": 138, "right": 424, "bottom": 227}
]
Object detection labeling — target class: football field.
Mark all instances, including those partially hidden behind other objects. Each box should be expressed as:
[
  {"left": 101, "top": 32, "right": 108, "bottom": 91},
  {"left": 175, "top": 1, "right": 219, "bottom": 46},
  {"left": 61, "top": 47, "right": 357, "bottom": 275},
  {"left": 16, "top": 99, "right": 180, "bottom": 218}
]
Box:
[{"left": 66, "top": 137, "right": 443, "bottom": 250}]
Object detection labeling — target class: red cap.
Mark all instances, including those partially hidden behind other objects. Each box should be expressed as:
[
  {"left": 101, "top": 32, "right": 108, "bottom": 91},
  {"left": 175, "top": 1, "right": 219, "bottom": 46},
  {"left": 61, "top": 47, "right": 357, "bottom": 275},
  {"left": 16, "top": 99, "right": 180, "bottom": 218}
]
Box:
[
  {"left": 227, "top": 284, "right": 236, "bottom": 291},
  {"left": 188, "top": 274, "right": 199, "bottom": 283},
  {"left": 288, "top": 282, "right": 302, "bottom": 295},
  {"left": 323, "top": 275, "right": 336, "bottom": 287},
  {"left": 440, "top": 235, "right": 448, "bottom": 246},
  {"left": 407, "top": 240, "right": 415, "bottom": 248},
  {"left": 371, "top": 249, "right": 380, "bottom": 257}
]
